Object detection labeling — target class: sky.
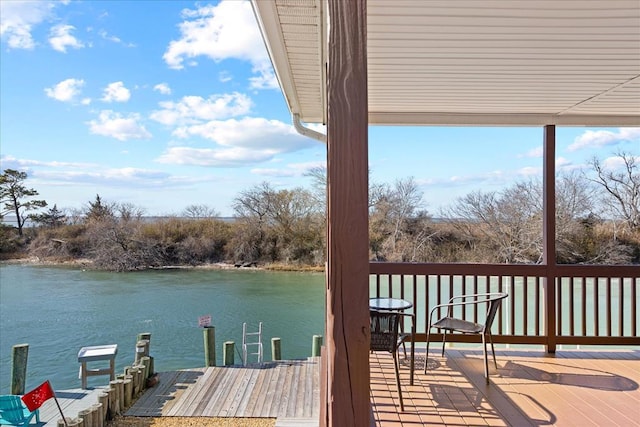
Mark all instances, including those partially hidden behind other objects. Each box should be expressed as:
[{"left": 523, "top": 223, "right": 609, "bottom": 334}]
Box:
[{"left": 1, "top": 0, "right": 638, "bottom": 217}]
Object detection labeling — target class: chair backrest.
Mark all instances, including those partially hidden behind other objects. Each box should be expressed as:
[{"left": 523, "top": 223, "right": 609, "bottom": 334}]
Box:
[
  {"left": 0, "top": 394, "right": 28, "bottom": 424},
  {"left": 483, "top": 293, "right": 508, "bottom": 333},
  {"left": 370, "top": 310, "right": 401, "bottom": 353}
]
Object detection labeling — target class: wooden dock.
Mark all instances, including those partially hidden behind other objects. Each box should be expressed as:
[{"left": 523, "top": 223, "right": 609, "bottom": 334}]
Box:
[
  {"left": 37, "top": 386, "right": 109, "bottom": 426},
  {"left": 125, "top": 357, "right": 320, "bottom": 424}
]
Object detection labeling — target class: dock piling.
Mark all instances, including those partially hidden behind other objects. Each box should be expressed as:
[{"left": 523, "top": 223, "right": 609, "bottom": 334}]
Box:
[
  {"left": 10, "top": 343, "right": 28, "bottom": 395},
  {"left": 223, "top": 341, "right": 235, "bottom": 366},
  {"left": 204, "top": 326, "right": 216, "bottom": 366},
  {"left": 312, "top": 335, "right": 323, "bottom": 357},
  {"left": 271, "top": 337, "right": 282, "bottom": 361}
]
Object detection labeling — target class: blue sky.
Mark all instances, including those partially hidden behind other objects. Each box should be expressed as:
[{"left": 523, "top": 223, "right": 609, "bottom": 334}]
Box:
[{"left": 1, "top": 0, "right": 638, "bottom": 217}]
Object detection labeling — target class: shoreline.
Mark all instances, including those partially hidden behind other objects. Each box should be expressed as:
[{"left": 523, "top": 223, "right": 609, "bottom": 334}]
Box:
[{"left": 0, "top": 256, "right": 324, "bottom": 273}]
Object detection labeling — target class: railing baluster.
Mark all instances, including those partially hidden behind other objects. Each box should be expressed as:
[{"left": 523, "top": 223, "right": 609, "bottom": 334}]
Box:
[
  {"left": 557, "top": 277, "right": 563, "bottom": 337},
  {"left": 569, "top": 277, "right": 574, "bottom": 336},
  {"left": 510, "top": 276, "right": 516, "bottom": 335},
  {"left": 594, "top": 277, "right": 600, "bottom": 337},
  {"left": 535, "top": 276, "right": 541, "bottom": 336},
  {"left": 523, "top": 276, "right": 529, "bottom": 336},
  {"left": 619, "top": 277, "right": 623, "bottom": 337},
  {"left": 580, "top": 277, "right": 587, "bottom": 337},
  {"left": 633, "top": 278, "right": 638, "bottom": 338},
  {"left": 606, "top": 277, "right": 612, "bottom": 337}
]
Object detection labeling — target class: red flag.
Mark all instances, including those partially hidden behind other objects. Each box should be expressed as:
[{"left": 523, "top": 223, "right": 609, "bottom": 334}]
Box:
[{"left": 21, "top": 380, "right": 55, "bottom": 411}]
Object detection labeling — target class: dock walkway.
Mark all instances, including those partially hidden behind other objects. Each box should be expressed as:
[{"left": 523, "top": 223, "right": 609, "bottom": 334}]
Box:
[
  {"left": 125, "top": 357, "right": 320, "bottom": 425},
  {"left": 38, "top": 386, "right": 108, "bottom": 426}
]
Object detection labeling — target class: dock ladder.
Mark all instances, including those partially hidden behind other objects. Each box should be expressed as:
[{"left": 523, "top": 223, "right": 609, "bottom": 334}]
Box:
[{"left": 242, "top": 322, "right": 263, "bottom": 365}]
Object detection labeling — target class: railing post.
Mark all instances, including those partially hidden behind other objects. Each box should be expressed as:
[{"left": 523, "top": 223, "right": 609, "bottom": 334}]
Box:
[{"left": 543, "top": 125, "right": 557, "bottom": 353}]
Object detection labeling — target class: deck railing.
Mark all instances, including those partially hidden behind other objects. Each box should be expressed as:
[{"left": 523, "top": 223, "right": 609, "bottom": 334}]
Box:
[{"left": 369, "top": 262, "right": 640, "bottom": 349}]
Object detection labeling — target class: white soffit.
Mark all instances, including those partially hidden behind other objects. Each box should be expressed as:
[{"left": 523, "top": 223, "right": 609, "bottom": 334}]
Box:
[{"left": 253, "top": 0, "right": 640, "bottom": 126}]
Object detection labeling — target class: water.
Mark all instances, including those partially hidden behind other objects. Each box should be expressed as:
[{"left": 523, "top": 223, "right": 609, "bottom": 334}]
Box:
[{"left": 0, "top": 264, "right": 325, "bottom": 392}]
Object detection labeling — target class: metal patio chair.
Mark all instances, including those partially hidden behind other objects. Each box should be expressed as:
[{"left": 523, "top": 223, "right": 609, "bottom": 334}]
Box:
[
  {"left": 424, "top": 292, "right": 508, "bottom": 384},
  {"left": 370, "top": 309, "right": 415, "bottom": 411}
]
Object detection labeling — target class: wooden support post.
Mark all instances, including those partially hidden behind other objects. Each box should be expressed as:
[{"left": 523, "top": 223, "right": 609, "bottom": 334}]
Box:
[
  {"left": 97, "top": 394, "right": 108, "bottom": 423},
  {"left": 92, "top": 403, "right": 104, "bottom": 427},
  {"left": 271, "top": 338, "right": 281, "bottom": 361},
  {"left": 78, "top": 409, "right": 92, "bottom": 427},
  {"left": 312, "top": 335, "right": 323, "bottom": 357},
  {"left": 10, "top": 343, "right": 28, "bottom": 395},
  {"left": 140, "top": 357, "right": 151, "bottom": 382},
  {"left": 107, "top": 387, "right": 116, "bottom": 419},
  {"left": 204, "top": 326, "right": 216, "bottom": 367},
  {"left": 326, "top": 0, "right": 370, "bottom": 425},
  {"left": 543, "top": 125, "right": 557, "bottom": 354},
  {"left": 123, "top": 376, "right": 133, "bottom": 408},
  {"left": 134, "top": 340, "right": 149, "bottom": 365},
  {"left": 223, "top": 341, "right": 235, "bottom": 366},
  {"left": 137, "top": 332, "right": 151, "bottom": 342}
]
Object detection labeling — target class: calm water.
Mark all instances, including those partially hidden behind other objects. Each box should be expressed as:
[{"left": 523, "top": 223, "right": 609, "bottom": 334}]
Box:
[{"left": 0, "top": 264, "right": 325, "bottom": 392}]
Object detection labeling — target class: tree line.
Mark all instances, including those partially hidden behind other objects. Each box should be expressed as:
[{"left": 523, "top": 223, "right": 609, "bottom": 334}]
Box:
[{"left": 1, "top": 152, "right": 638, "bottom": 271}]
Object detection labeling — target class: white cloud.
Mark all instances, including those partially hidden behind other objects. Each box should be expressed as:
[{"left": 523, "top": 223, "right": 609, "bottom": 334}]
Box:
[
  {"left": 163, "top": 1, "right": 276, "bottom": 89},
  {"left": 248, "top": 62, "right": 278, "bottom": 90},
  {"left": 44, "top": 78, "right": 85, "bottom": 102},
  {"left": 519, "top": 146, "right": 543, "bottom": 158},
  {"left": 49, "top": 24, "right": 84, "bottom": 52},
  {"left": 150, "top": 92, "right": 252, "bottom": 126},
  {"left": 0, "top": 0, "right": 56, "bottom": 49},
  {"left": 154, "top": 83, "right": 172, "bottom": 95},
  {"left": 568, "top": 127, "right": 640, "bottom": 152},
  {"left": 88, "top": 110, "right": 152, "bottom": 141},
  {"left": 602, "top": 154, "right": 640, "bottom": 170},
  {"left": 101, "top": 81, "right": 131, "bottom": 103},
  {"left": 173, "top": 117, "right": 309, "bottom": 151},
  {"left": 157, "top": 118, "right": 315, "bottom": 167},
  {"left": 252, "top": 161, "right": 326, "bottom": 177},
  {"left": 156, "top": 146, "right": 276, "bottom": 167}
]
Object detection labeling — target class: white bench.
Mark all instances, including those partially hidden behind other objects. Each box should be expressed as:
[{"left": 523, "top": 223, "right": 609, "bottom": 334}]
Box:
[{"left": 77, "top": 344, "right": 118, "bottom": 389}]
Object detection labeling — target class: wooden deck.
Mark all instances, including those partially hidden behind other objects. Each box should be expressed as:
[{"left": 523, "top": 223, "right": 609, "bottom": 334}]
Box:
[
  {"left": 371, "top": 347, "right": 640, "bottom": 426},
  {"left": 125, "top": 357, "right": 320, "bottom": 424}
]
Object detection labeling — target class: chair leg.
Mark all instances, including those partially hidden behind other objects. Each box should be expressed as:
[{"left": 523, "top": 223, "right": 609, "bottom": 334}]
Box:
[
  {"left": 482, "top": 333, "right": 489, "bottom": 384},
  {"left": 488, "top": 330, "right": 498, "bottom": 369},
  {"left": 424, "top": 328, "right": 431, "bottom": 374},
  {"left": 393, "top": 351, "right": 405, "bottom": 411},
  {"left": 441, "top": 329, "right": 447, "bottom": 357}
]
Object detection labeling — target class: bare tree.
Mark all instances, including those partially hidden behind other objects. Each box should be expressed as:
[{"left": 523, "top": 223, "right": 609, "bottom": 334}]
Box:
[
  {"left": 182, "top": 204, "right": 219, "bottom": 218},
  {"left": 588, "top": 152, "right": 640, "bottom": 231}
]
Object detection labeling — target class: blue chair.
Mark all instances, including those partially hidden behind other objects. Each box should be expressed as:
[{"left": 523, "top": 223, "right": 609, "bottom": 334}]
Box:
[{"left": 0, "top": 395, "right": 40, "bottom": 426}]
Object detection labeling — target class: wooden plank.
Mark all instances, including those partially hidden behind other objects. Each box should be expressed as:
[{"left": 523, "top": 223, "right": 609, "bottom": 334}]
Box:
[
  {"left": 285, "top": 362, "right": 302, "bottom": 417},
  {"left": 233, "top": 365, "right": 263, "bottom": 416},
  {"left": 200, "top": 367, "right": 238, "bottom": 416},
  {"left": 248, "top": 364, "right": 277, "bottom": 417},
  {"left": 269, "top": 362, "right": 290, "bottom": 417}
]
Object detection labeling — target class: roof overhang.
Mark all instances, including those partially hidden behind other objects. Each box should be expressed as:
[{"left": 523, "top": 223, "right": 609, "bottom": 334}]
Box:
[{"left": 252, "top": 0, "right": 640, "bottom": 127}]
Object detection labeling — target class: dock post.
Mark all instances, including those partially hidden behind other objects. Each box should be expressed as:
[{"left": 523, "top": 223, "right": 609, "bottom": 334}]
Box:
[
  {"left": 223, "top": 341, "right": 235, "bottom": 366},
  {"left": 10, "top": 343, "right": 28, "bottom": 395},
  {"left": 204, "top": 326, "right": 216, "bottom": 366},
  {"left": 312, "top": 335, "right": 323, "bottom": 357},
  {"left": 271, "top": 337, "right": 282, "bottom": 361},
  {"left": 134, "top": 340, "right": 149, "bottom": 365}
]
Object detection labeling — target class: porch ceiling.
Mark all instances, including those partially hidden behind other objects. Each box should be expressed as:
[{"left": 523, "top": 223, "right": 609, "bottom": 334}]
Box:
[{"left": 251, "top": 0, "right": 640, "bottom": 126}]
